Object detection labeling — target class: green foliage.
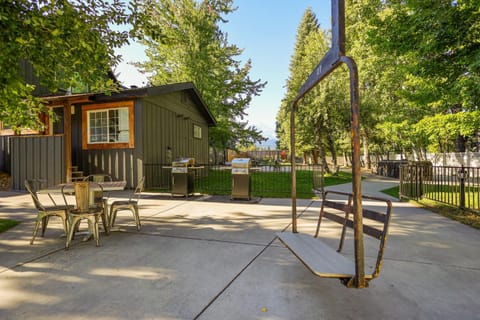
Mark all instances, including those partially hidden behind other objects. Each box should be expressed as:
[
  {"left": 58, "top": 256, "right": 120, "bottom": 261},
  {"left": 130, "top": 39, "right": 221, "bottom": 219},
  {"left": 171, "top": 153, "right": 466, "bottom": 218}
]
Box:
[
  {"left": 0, "top": 0, "right": 130, "bottom": 131},
  {"left": 132, "top": 0, "right": 266, "bottom": 149},
  {"left": 276, "top": 8, "right": 335, "bottom": 166},
  {"left": 414, "top": 111, "right": 480, "bottom": 152},
  {"left": 277, "top": 0, "right": 480, "bottom": 160}
]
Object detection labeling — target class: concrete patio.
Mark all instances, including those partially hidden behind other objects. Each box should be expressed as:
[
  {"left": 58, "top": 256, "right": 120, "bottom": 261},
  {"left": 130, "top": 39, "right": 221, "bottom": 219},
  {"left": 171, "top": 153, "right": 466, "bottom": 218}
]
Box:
[{"left": 0, "top": 175, "right": 479, "bottom": 319}]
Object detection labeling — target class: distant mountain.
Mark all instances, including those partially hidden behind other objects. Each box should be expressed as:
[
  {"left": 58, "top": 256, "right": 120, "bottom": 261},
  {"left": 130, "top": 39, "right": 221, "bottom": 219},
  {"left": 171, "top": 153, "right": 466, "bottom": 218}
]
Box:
[{"left": 256, "top": 137, "right": 277, "bottom": 149}]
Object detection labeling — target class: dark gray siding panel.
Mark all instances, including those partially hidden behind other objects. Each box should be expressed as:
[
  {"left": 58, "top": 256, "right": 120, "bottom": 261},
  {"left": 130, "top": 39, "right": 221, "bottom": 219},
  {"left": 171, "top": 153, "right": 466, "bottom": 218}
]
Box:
[
  {"left": 80, "top": 100, "right": 143, "bottom": 189},
  {"left": 0, "top": 136, "right": 10, "bottom": 173},
  {"left": 82, "top": 149, "right": 141, "bottom": 189},
  {"left": 10, "top": 135, "right": 65, "bottom": 190},
  {"left": 142, "top": 95, "right": 210, "bottom": 164},
  {"left": 141, "top": 95, "right": 211, "bottom": 189}
]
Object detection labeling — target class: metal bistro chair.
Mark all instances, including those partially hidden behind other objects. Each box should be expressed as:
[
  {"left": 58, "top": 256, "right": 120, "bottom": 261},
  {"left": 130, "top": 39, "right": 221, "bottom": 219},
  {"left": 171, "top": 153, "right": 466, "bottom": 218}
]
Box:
[
  {"left": 26, "top": 179, "right": 72, "bottom": 245},
  {"left": 63, "top": 181, "right": 110, "bottom": 249},
  {"left": 83, "top": 174, "right": 112, "bottom": 221},
  {"left": 110, "top": 177, "right": 145, "bottom": 231}
]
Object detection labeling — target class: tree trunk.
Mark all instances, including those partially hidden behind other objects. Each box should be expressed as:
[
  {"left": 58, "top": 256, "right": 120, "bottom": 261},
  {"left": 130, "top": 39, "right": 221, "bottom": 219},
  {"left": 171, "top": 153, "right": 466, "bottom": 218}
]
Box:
[
  {"left": 312, "top": 149, "right": 319, "bottom": 164},
  {"left": 343, "top": 152, "right": 351, "bottom": 167},
  {"left": 455, "top": 135, "right": 466, "bottom": 152},
  {"left": 327, "top": 134, "right": 338, "bottom": 174},
  {"left": 315, "top": 126, "right": 330, "bottom": 174}
]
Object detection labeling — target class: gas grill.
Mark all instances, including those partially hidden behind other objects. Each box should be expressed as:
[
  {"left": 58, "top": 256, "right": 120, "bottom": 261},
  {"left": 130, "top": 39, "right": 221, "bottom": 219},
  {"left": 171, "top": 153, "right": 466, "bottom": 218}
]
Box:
[
  {"left": 170, "top": 158, "right": 195, "bottom": 197},
  {"left": 231, "top": 158, "right": 252, "bottom": 200}
]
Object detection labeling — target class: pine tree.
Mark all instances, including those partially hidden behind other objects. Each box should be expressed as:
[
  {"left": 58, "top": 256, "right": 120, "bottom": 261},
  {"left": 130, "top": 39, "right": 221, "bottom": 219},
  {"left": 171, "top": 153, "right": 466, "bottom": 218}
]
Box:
[{"left": 133, "top": 0, "right": 266, "bottom": 151}]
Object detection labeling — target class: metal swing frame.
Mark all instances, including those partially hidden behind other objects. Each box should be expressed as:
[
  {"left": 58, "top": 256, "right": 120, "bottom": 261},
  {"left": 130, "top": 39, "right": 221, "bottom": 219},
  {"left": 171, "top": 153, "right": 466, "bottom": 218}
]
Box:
[{"left": 289, "top": 0, "right": 365, "bottom": 288}]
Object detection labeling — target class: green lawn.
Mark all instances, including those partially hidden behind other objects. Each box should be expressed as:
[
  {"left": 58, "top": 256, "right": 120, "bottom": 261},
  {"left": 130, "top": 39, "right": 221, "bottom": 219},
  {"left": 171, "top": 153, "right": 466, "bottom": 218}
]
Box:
[
  {"left": 323, "top": 171, "right": 353, "bottom": 186},
  {"left": 380, "top": 185, "right": 480, "bottom": 229},
  {"left": 194, "top": 169, "right": 352, "bottom": 199},
  {"left": 381, "top": 186, "right": 400, "bottom": 199},
  {"left": 0, "top": 218, "right": 19, "bottom": 233}
]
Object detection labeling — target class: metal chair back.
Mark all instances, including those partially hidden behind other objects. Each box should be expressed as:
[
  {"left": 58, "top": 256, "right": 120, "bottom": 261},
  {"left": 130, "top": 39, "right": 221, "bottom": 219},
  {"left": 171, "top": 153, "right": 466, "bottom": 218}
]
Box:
[
  {"left": 74, "top": 181, "right": 90, "bottom": 212},
  {"left": 129, "top": 176, "right": 145, "bottom": 202},
  {"left": 25, "top": 179, "right": 46, "bottom": 211}
]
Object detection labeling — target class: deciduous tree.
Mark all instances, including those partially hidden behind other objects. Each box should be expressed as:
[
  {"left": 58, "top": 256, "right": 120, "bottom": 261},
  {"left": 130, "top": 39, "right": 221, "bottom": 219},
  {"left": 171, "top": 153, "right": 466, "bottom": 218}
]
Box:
[{"left": 0, "top": 0, "right": 129, "bottom": 133}]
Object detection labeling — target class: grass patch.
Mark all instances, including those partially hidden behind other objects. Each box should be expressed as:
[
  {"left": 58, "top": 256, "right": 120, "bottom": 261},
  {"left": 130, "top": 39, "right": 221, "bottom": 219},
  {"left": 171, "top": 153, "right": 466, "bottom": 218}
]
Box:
[
  {"left": 0, "top": 218, "right": 19, "bottom": 233},
  {"left": 379, "top": 186, "right": 480, "bottom": 229},
  {"left": 192, "top": 169, "right": 353, "bottom": 199},
  {"left": 381, "top": 186, "right": 400, "bottom": 199},
  {"left": 416, "top": 198, "right": 480, "bottom": 229},
  {"left": 324, "top": 171, "right": 353, "bottom": 186}
]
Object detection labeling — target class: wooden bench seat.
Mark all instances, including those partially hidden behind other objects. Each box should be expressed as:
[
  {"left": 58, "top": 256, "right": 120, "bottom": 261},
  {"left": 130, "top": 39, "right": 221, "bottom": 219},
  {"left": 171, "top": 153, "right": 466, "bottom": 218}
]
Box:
[{"left": 277, "top": 232, "right": 355, "bottom": 278}]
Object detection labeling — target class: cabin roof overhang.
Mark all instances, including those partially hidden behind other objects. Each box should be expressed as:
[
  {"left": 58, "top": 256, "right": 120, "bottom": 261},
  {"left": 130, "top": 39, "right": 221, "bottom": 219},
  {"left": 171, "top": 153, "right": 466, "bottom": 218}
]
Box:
[
  {"left": 93, "top": 82, "right": 217, "bottom": 127},
  {"left": 41, "top": 82, "right": 217, "bottom": 127}
]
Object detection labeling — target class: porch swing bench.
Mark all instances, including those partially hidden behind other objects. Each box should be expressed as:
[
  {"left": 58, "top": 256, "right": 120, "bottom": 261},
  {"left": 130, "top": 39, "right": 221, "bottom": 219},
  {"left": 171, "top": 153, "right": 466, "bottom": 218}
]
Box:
[
  {"left": 277, "top": 0, "right": 394, "bottom": 288},
  {"left": 277, "top": 191, "right": 392, "bottom": 287}
]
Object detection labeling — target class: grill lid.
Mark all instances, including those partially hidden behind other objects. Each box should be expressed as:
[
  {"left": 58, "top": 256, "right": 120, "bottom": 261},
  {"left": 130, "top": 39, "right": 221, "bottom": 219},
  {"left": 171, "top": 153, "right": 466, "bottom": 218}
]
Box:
[
  {"left": 172, "top": 158, "right": 195, "bottom": 167},
  {"left": 231, "top": 158, "right": 251, "bottom": 168}
]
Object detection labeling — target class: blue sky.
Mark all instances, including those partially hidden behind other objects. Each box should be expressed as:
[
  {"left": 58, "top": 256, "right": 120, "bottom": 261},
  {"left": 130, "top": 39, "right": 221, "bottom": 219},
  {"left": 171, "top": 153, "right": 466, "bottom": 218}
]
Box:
[{"left": 115, "top": 0, "right": 332, "bottom": 143}]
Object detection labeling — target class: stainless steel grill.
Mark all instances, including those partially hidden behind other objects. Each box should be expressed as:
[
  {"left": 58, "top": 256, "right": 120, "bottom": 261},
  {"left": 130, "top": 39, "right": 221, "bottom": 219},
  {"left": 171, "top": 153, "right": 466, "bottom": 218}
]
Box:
[
  {"left": 231, "top": 158, "right": 251, "bottom": 175},
  {"left": 171, "top": 158, "right": 195, "bottom": 173},
  {"left": 171, "top": 158, "right": 195, "bottom": 197},
  {"left": 231, "top": 158, "right": 252, "bottom": 200}
]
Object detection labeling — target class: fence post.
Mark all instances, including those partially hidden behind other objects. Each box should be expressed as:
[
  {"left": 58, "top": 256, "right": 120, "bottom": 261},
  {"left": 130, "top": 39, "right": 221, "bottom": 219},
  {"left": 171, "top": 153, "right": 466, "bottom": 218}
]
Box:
[{"left": 459, "top": 165, "right": 466, "bottom": 209}]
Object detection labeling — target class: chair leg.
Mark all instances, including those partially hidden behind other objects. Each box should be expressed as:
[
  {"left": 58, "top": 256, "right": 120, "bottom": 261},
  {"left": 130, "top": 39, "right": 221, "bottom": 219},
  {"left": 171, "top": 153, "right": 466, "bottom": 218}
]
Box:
[
  {"left": 41, "top": 215, "right": 49, "bottom": 236},
  {"left": 133, "top": 206, "right": 141, "bottom": 231},
  {"left": 102, "top": 199, "right": 110, "bottom": 233},
  {"left": 61, "top": 214, "right": 68, "bottom": 237},
  {"left": 101, "top": 212, "right": 109, "bottom": 236},
  {"left": 109, "top": 207, "right": 117, "bottom": 229},
  {"left": 94, "top": 216, "right": 100, "bottom": 247},
  {"left": 87, "top": 215, "right": 100, "bottom": 247},
  {"left": 31, "top": 218, "right": 42, "bottom": 245},
  {"left": 66, "top": 216, "right": 81, "bottom": 249},
  {"left": 68, "top": 215, "right": 79, "bottom": 241}
]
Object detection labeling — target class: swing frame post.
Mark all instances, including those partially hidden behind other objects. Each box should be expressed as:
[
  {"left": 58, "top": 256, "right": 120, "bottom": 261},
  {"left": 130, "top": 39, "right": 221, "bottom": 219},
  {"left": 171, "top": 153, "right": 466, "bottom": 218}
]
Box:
[{"left": 289, "top": 0, "right": 366, "bottom": 288}]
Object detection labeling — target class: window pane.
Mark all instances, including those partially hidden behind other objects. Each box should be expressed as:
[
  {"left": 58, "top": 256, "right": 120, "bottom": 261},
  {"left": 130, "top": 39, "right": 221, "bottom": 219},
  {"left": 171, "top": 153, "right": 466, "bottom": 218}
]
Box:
[
  {"left": 89, "top": 110, "right": 108, "bottom": 143},
  {"left": 117, "top": 109, "right": 129, "bottom": 142}
]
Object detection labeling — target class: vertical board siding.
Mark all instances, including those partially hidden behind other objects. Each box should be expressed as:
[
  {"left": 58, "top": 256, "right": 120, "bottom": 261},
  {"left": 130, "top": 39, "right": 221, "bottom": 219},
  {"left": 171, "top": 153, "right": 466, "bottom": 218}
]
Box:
[
  {"left": 141, "top": 96, "right": 210, "bottom": 189},
  {"left": 10, "top": 135, "right": 65, "bottom": 190},
  {"left": 82, "top": 148, "right": 140, "bottom": 188},
  {"left": 0, "top": 136, "right": 11, "bottom": 173}
]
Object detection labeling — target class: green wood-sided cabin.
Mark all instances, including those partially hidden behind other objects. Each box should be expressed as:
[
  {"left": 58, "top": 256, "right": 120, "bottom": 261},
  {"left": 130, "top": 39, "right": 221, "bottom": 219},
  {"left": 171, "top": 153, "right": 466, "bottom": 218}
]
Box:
[{"left": 0, "top": 82, "right": 216, "bottom": 190}]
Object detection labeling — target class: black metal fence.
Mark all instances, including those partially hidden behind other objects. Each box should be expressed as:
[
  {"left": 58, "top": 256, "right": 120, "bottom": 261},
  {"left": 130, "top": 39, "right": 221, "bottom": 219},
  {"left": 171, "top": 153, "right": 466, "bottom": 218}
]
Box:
[
  {"left": 376, "top": 160, "right": 408, "bottom": 178},
  {"left": 400, "top": 164, "right": 480, "bottom": 214},
  {"left": 143, "top": 163, "right": 324, "bottom": 197}
]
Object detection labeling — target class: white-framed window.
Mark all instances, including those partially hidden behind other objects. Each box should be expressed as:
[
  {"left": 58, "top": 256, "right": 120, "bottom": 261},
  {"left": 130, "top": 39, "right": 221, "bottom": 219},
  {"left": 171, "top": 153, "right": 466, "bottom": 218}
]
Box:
[
  {"left": 88, "top": 108, "right": 130, "bottom": 143},
  {"left": 82, "top": 101, "right": 134, "bottom": 149},
  {"left": 193, "top": 124, "right": 202, "bottom": 139}
]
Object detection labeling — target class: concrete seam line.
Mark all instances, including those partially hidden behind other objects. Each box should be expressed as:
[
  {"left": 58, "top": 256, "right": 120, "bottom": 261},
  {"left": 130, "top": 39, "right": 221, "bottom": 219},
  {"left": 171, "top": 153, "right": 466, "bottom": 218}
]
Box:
[
  {"left": 0, "top": 247, "right": 65, "bottom": 274},
  {"left": 193, "top": 199, "right": 316, "bottom": 320}
]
